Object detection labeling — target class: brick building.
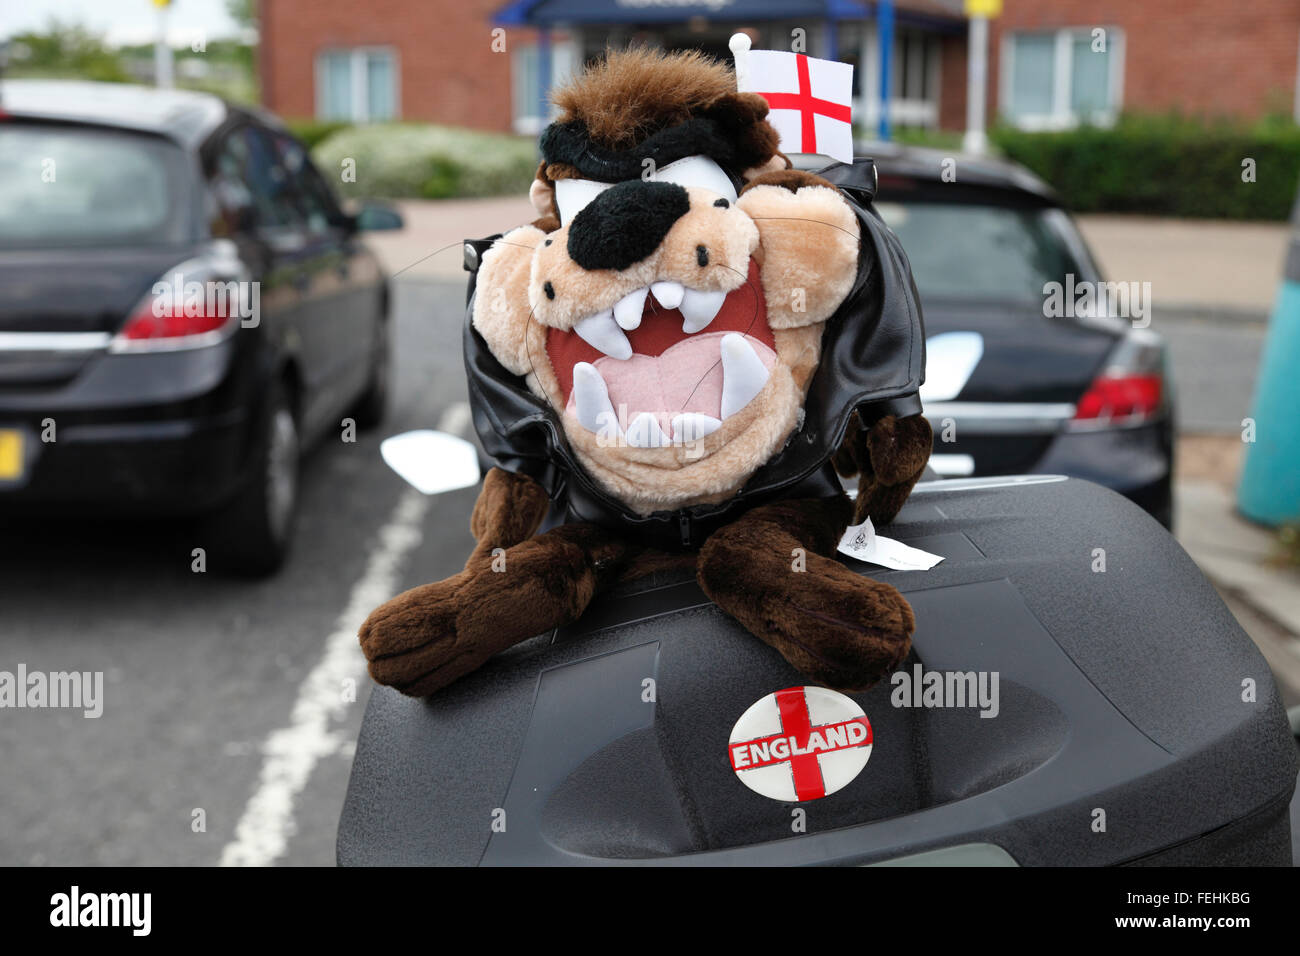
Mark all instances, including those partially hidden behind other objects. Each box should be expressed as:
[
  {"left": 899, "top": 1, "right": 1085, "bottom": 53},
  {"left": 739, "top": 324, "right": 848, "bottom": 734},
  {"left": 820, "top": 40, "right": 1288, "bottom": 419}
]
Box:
[{"left": 258, "top": 0, "right": 1300, "bottom": 136}]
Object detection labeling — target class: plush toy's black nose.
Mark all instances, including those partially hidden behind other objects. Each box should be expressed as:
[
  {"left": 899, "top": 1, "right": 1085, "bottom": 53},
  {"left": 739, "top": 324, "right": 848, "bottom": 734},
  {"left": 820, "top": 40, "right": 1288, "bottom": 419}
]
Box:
[{"left": 567, "top": 180, "right": 690, "bottom": 272}]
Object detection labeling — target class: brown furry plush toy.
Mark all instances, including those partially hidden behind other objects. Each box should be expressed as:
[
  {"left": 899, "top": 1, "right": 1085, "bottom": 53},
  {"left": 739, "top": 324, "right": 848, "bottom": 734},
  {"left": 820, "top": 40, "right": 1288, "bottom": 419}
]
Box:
[{"left": 360, "top": 47, "right": 932, "bottom": 697}]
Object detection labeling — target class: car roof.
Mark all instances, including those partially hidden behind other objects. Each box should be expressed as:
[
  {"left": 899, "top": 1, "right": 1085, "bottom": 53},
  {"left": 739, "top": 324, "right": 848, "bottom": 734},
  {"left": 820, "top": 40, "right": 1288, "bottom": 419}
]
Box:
[
  {"left": 858, "top": 139, "right": 1060, "bottom": 203},
  {"left": 0, "top": 79, "right": 230, "bottom": 147}
]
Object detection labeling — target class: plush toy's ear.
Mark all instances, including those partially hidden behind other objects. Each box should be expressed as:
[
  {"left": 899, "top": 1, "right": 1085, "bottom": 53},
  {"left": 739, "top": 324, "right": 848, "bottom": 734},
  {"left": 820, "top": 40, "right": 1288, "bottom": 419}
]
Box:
[
  {"left": 742, "top": 152, "right": 791, "bottom": 182},
  {"left": 702, "top": 91, "right": 782, "bottom": 180},
  {"left": 529, "top": 162, "right": 557, "bottom": 221}
]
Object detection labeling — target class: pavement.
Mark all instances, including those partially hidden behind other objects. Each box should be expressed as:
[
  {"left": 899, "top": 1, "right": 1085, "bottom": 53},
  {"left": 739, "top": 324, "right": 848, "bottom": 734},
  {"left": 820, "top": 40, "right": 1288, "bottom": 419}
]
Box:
[
  {"left": 1175, "top": 438, "right": 1300, "bottom": 707},
  {"left": 1076, "top": 214, "right": 1290, "bottom": 319},
  {"left": 367, "top": 202, "right": 1296, "bottom": 315},
  {"left": 363, "top": 197, "right": 534, "bottom": 281}
]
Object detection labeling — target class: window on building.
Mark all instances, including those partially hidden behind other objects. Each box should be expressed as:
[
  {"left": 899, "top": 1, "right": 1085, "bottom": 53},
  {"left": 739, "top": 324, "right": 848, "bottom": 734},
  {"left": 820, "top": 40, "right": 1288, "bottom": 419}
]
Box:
[
  {"left": 511, "top": 40, "right": 578, "bottom": 135},
  {"left": 895, "top": 30, "right": 936, "bottom": 104},
  {"left": 316, "top": 48, "right": 398, "bottom": 123},
  {"left": 850, "top": 22, "right": 942, "bottom": 131},
  {"left": 1002, "top": 29, "right": 1123, "bottom": 129}
]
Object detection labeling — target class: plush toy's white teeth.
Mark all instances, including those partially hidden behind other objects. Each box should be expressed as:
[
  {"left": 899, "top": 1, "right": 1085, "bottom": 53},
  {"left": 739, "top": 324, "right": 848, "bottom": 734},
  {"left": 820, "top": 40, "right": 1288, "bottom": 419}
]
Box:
[
  {"left": 720, "top": 333, "right": 769, "bottom": 418},
  {"left": 572, "top": 335, "right": 768, "bottom": 443},
  {"left": 670, "top": 412, "right": 723, "bottom": 443},
  {"left": 626, "top": 412, "right": 671, "bottom": 448},
  {"left": 573, "top": 308, "right": 632, "bottom": 360},
  {"left": 573, "top": 361, "right": 620, "bottom": 434},
  {"left": 650, "top": 280, "right": 685, "bottom": 310},
  {"left": 613, "top": 288, "right": 648, "bottom": 331},
  {"left": 679, "top": 288, "right": 727, "bottom": 333}
]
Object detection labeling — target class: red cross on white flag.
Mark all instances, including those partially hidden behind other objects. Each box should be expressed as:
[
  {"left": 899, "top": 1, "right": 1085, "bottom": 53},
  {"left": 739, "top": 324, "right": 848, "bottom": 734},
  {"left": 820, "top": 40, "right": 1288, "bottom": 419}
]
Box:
[{"left": 734, "top": 41, "right": 855, "bottom": 164}]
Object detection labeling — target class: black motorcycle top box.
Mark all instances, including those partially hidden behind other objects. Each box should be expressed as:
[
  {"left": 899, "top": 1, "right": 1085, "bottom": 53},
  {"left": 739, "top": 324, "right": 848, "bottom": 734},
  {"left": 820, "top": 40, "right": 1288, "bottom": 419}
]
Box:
[{"left": 338, "top": 476, "right": 1298, "bottom": 866}]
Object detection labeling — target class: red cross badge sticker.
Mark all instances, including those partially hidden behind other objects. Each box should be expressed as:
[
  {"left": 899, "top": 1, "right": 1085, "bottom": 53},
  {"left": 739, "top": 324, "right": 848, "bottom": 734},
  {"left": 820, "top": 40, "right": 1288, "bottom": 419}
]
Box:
[{"left": 728, "top": 686, "right": 873, "bottom": 801}]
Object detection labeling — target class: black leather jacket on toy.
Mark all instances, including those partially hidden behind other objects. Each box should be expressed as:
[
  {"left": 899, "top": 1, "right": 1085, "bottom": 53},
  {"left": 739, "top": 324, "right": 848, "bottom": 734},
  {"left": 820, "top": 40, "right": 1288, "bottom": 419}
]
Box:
[{"left": 462, "top": 158, "right": 926, "bottom": 550}]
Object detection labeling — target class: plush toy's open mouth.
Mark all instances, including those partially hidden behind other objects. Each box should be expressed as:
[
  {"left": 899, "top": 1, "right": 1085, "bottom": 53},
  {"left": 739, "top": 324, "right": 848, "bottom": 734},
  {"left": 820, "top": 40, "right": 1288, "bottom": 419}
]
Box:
[{"left": 547, "top": 259, "right": 776, "bottom": 447}]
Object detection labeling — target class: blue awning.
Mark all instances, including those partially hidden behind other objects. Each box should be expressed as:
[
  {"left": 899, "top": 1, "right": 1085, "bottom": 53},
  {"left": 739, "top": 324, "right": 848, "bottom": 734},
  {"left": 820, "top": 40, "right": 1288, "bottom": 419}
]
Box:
[{"left": 493, "top": 0, "right": 960, "bottom": 28}]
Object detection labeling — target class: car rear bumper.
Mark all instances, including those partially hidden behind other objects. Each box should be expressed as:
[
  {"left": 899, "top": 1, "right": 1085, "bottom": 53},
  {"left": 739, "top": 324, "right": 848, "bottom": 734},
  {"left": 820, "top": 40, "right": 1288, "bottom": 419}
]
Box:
[
  {"left": 0, "top": 339, "right": 258, "bottom": 514},
  {"left": 929, "top": 412, "right": 1174, "bottom": 526},
  {"left": 1030, "top": 419, "right": 1174, "bottom": 525},
  {"left": 0, "top": 411, "right": 249, "bottom": 513}
]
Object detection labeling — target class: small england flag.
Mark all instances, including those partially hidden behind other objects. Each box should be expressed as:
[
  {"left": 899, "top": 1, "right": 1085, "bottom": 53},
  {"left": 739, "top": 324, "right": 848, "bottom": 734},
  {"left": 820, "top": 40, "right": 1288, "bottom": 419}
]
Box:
[{"left": 730, "top": 34, "right": 855, "bottom": 164}]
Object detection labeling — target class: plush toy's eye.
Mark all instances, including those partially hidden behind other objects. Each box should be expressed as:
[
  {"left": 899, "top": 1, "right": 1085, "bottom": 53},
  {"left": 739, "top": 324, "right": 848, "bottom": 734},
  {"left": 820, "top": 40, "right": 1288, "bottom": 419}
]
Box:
[
  {"left": 650, "top": 155, "right": 738, "bottom": 203},
  {"left": 554, "top": 178, "right": 614, "bottom": 226},
  {"left": 713, "top": 198, "right": 730, "bottom": 209}
]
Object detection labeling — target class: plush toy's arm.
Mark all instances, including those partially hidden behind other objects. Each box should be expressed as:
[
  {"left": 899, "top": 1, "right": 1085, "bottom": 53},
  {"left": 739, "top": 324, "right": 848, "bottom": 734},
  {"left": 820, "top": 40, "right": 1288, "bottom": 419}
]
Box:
[
  {"left": 836, "top": 413, "right": 933, "bottom": 526},
  {"left": 698, "top": 494, "right": 914, "bottom": 690},
  {"left": 736, "top": 170, "right": 860, "bottom": 329},
  {"left": 359, "top": 467, "right": 633, "bottom": 697},
  {"left": 465, "top": 467, "right": 551, "bottom": 566}
]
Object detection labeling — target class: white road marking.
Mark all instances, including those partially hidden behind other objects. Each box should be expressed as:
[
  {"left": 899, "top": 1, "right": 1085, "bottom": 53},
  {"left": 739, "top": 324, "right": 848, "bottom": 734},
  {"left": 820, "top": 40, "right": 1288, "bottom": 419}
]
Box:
[{"left": 220, "top": 402, "right": 471, "bottom": 866}]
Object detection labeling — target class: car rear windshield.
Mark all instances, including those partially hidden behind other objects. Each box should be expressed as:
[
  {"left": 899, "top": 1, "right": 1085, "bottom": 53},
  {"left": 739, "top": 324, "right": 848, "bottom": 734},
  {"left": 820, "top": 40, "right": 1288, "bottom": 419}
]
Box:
[
  {"left": 0, "top": 123, "right": 191, "bottom": 248},
  {"left": 874, "top": 200, "right": 1087, "bottom": 302}
]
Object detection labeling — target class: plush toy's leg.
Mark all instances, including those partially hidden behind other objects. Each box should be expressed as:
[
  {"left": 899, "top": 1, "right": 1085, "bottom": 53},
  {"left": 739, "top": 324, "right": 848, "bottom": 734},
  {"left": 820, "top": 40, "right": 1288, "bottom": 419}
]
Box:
[
  {"left": 359, "top": 468, "right": 631, "bottom": 697},
  {"left": 835, "top": 413, "right": 933, "bottom": 526},
  {"left": 697, "top": 495, "right": 915, "bottom": 690}
]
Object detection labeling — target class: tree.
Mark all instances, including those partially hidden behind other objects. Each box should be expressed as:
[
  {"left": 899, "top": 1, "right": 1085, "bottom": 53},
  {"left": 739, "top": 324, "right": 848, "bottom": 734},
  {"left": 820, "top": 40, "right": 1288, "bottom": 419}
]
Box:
[
  {"left": 5, "top": 20, "right": 129, "bottom": 83},
  {"left": 226, "top": 0, "right": 258, "bottom": 30}
]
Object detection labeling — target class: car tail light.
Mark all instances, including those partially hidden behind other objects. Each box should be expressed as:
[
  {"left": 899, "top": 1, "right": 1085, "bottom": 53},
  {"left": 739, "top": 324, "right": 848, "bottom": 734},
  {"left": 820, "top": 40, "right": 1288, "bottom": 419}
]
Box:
[
  {"left": 1070, "top": 329, "right": 1168, "bottom": 429},
  {"left": 110, "top": 263, "right": 246, "bottom": 353},
  {"left": 117, "top": 303, "right": 231, "bottom": 342}
]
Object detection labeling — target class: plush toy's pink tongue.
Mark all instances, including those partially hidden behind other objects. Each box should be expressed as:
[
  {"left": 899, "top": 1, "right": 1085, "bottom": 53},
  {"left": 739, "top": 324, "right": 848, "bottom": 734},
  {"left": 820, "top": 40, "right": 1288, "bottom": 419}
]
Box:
[{"left": 548, "top": 259, "right": 776, "bottom": 444}]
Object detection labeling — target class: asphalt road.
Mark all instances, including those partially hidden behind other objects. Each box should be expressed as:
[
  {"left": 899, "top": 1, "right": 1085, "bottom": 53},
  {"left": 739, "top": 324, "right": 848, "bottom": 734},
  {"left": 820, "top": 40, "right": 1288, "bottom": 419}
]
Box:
[
  {"left": 1158, "top": 312, "right": 1267, "bottom": 434},
  {"left": 0, "top": 277, "right": 1278, "bottom": 866},
  {"left": 0, "top": 278, "right": 476, "bottom": 866}
]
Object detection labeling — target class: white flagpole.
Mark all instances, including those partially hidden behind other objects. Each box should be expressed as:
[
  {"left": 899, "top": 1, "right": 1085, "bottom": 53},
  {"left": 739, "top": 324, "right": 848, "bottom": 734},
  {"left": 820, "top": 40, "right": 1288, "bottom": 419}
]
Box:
[
  {"left": 155, "top": 2, "right": 174, "bottom": 89},
  {"left": 729, "top": 32, "right": 751, "bottom": 90},
  {"left": 963, "top": 15, "right": 989, "bottom": 154}
]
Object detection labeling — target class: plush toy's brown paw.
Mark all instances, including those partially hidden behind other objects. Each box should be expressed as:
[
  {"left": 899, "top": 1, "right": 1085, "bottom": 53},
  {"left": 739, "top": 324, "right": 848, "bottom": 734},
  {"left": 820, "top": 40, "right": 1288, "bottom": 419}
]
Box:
[
  {"left": 359, "top": 571, "right": 484, "bottom": 697},
  {"left": 772, "top": 565, "right": 914, "bottom": 690},
  {"left": 360, "top": 523, "right": 630, "bottom": 697},
  {"left": 698, "top": 503, "right": 914, "bottom": 690}
]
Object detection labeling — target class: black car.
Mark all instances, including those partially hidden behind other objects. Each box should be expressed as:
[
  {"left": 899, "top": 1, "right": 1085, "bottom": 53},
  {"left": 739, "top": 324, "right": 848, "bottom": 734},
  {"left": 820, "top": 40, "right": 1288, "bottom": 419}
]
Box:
[
  {"left": 0, "top": 80, "right": 400, "bottom": 573},
  {"left": 857, "top": 143, "right": 1174, "bottom": 527}
]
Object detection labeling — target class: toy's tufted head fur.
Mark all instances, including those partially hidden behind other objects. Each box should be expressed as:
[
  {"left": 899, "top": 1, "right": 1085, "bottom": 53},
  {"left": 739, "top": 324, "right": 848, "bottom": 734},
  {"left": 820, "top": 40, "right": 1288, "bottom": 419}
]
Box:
[
  {"left": 552, "top": 47, "right": 739, "bottom": 150},
  {"left": 537, "top": 47, "right": 783, "bottom": 190}
]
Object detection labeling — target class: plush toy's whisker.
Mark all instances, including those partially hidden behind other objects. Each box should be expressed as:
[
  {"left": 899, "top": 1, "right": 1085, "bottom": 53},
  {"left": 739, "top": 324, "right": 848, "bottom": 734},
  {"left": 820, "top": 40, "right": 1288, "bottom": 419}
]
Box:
[{"left": 748, "top": 216, "right": 862, "bottom": 243}]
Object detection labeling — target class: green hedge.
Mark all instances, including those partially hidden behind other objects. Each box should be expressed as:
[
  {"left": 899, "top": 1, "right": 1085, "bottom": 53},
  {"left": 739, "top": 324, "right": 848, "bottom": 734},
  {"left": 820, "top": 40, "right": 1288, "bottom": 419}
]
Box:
[
  {"left": 309, "top": 123, "right": 538, "bottom": 200},
  {"left": 989, "top": 115, "right": 1300, "bottom": 221},
  {"left": 285, "top": 119, "right": 353, "bottom": 150}
]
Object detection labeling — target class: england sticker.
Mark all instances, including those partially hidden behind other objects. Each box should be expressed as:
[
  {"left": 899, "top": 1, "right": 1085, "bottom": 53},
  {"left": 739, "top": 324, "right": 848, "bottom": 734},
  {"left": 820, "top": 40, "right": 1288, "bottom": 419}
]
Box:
[{"left": 728, "top": 686, "right": 873, "bottom": 802}]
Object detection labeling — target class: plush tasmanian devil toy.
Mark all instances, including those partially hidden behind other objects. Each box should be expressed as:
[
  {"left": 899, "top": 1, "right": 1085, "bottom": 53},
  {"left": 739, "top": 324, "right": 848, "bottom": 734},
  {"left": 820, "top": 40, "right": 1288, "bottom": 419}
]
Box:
[{"left": 360, "top": 47, "right": 932, "bottom": 697}]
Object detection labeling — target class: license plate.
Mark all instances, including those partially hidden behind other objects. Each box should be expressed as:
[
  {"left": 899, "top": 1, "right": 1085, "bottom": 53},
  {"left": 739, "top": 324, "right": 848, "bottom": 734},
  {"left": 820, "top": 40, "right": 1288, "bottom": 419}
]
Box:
[{"left": 0, "top": 429, "right": 24, "bottom": 481}]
